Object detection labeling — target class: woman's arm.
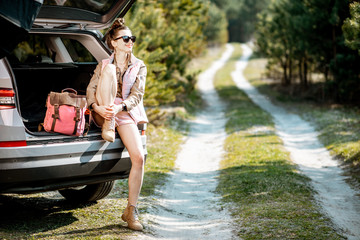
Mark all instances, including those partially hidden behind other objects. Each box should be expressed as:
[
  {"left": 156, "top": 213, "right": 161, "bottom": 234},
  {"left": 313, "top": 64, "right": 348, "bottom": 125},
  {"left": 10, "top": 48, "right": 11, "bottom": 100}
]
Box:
[{"left": 86, "top": 62, "right": 103, "bottom": 108}]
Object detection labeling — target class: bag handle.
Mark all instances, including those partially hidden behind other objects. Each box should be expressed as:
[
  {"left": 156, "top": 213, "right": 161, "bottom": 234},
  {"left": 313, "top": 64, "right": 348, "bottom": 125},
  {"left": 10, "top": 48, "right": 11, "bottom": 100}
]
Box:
[{"left": 61, "top": 88, "right": 77, "bottom": 95}]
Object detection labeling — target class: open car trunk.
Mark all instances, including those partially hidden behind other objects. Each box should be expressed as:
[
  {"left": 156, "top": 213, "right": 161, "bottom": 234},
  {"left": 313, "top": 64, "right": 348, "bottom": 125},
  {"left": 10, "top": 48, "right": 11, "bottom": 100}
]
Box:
[
  {"left": 12, "top": 62, "right": 97, "bottom": 134},
  {"left": 8, "top": 31, "right": 107, "bottom": 135}
]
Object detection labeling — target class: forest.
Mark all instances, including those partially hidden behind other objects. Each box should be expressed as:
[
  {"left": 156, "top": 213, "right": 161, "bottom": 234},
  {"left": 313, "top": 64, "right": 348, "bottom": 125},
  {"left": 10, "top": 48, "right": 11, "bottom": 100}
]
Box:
[
  {"left": 126, "top": 0, "right": 360, "bottom": 106},
  {"left": 256, "top": 0, "right": 360, "bottom": 103}
]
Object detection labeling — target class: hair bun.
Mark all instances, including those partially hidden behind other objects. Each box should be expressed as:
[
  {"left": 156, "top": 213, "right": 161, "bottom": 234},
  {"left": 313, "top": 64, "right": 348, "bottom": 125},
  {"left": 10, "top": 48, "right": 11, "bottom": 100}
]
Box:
[
  {"left": 106, "top": 17, "right": 130, "bottom": 51},
  {"left": 111, "top": 18, "right": 126, "bottom": 30}
]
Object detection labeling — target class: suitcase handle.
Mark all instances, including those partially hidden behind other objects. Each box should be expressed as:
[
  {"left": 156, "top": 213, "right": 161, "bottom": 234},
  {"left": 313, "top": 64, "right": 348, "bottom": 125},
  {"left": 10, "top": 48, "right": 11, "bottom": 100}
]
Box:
[{"left": 61, "top": 88, "right": 77, "bottom": 95}]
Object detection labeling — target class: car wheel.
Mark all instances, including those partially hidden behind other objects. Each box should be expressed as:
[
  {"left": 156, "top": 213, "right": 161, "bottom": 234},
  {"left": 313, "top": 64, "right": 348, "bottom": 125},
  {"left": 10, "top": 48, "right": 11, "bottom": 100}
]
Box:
[{"left": 58, "top": 181, "right": 115, "bottom": 202}]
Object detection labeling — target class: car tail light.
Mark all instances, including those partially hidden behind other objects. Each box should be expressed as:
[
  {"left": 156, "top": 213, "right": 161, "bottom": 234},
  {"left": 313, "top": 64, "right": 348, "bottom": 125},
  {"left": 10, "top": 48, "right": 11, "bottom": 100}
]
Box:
[
  {"left": 0, "top": 141, "right": 27, "bottom": 147},
  {"left": 0, "top": 88, "right": 15, "bottom": 110},
  {"left": 141, "top": 130, "right": 146, "bottom": 136}
]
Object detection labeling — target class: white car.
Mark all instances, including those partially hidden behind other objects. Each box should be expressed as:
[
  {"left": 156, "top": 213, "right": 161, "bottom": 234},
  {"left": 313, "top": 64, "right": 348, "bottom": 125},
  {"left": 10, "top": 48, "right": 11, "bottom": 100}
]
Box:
[{"left": 0, "top": 0, "right": 147, "bottom": 202}]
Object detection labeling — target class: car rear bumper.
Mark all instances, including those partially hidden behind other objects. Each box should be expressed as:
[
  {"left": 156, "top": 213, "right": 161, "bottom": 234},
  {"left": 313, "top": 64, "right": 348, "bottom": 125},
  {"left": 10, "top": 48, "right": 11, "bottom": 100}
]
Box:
[{"left": 0, "top": 135, "right": 147, "bottom": 193}]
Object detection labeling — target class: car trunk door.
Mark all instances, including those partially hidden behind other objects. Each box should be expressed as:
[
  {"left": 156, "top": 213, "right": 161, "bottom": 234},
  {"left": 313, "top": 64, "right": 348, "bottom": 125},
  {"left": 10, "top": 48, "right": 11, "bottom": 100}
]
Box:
[
  {"left": 0, "top": 0, "right": 43, "bottom": 58},
  {"left": 34, "top": 0, "right": 136, "bottom": 30}
]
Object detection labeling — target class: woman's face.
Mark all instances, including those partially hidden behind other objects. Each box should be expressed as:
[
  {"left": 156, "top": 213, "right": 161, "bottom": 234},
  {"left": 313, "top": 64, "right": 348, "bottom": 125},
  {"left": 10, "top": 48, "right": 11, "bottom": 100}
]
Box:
[{"left": 112, "top": 29, "right": 134, "bottom": 53}]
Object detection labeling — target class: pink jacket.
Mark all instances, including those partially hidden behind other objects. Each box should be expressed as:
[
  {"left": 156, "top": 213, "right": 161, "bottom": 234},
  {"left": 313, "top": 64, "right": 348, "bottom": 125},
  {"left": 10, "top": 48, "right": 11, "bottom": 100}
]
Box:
[{"left": 87, "top": 53, "right": 148, "bottom": 124}]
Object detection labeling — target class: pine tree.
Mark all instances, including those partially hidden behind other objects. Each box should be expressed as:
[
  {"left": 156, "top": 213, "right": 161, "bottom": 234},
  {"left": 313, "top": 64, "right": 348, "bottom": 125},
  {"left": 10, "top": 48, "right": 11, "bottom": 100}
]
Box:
[
  {"left": 256, "top": 0, "right": 360, "bottom": 103},
  {"left": 125, "top": 0, "right": 210, "bottom": 107},
  {"left": 343, "top": 1, "right": 360, "bottom": 55}
]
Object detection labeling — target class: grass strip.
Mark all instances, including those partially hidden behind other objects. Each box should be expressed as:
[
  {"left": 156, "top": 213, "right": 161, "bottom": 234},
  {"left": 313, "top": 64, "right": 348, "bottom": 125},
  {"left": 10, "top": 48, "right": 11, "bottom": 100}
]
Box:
[{"left": 214, "top": 43, "right": 344, "bottom": 239}]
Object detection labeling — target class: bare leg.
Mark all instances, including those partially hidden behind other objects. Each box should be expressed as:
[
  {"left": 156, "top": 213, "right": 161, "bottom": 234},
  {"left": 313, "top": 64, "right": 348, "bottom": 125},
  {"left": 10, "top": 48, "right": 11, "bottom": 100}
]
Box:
[
  {"left": 94, "top": 64, "right": 117, "bottom": 142},
  {"left": 96, "top": 64, "right": 117, "bottom": 107},
  {"left": 118, "top": 123, "right": 144, "bottom": 230},
  {"left": 117, "top": 123, "right": 145, "bottom": 205}
]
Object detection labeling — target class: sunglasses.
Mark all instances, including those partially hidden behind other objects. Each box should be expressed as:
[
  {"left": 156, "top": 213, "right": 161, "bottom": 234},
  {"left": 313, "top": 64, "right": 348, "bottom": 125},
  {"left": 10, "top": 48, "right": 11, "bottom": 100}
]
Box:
[{"left": 114, "top": 35, "right": 136, "bottom": 43}]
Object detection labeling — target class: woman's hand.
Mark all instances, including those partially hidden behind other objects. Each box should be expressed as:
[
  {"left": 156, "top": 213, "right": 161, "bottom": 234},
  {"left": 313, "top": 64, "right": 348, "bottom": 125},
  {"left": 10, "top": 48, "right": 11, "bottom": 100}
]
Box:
[
  {"left": 113, "top": 104, "right": 123, "bottom": 114},
  {"left": 93, "top": 104, "right": 116, "bottom": 121}
]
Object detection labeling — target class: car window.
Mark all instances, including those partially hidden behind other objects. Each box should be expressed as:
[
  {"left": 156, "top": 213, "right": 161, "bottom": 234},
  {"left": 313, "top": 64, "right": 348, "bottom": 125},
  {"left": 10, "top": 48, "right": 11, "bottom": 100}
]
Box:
[
  {"left": 9, "top": 35, "right": 54, "bottom": 64},
  {"left": 9, "top": 35, "right": 96, "bottom": 64},
  {"left": 62, "top": 38, "right": 96, "bottom": 63}
]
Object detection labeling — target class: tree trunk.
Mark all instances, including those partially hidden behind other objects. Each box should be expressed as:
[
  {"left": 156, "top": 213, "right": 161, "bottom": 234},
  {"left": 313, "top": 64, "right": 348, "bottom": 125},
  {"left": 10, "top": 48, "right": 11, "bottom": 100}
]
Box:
[
  {"left": 332, "top": 26, "right": 337, "bottom": 67},
  {"left": 288, "top": 57, "right": 292, "bottom": 85},
  {"left": 298, "top": 59, "right": 303, "bottom": 85},
  {"left": 324, "top": 66, "right": 329, "bottom": 82},
  {"left": 303, "top": 56, "right": 308, "bottom": 88},
  {"left": 281, "top": 55, "right": 289, "bottom": 86},
  {"left": 283, "top": 63, "right": 288, "bottom": 86}
]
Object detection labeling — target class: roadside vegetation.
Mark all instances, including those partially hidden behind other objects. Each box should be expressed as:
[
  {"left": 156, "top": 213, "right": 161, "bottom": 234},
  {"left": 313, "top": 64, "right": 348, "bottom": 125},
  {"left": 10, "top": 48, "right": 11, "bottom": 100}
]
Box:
[
  {"left": 126, "top": 0, "right": 228, "bottom": 109},
  {"left": 214, "top": 43, "right": 344, "bottom": 239}
]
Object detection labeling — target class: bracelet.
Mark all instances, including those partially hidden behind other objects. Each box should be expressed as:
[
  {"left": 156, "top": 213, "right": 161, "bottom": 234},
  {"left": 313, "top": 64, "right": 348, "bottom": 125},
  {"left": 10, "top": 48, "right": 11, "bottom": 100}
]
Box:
[
  {"left": 89, "top": 103, "right": 95, "bottom": 111},
  {"left": 122, "top": 103, "right": 127, "bottom": 111}
]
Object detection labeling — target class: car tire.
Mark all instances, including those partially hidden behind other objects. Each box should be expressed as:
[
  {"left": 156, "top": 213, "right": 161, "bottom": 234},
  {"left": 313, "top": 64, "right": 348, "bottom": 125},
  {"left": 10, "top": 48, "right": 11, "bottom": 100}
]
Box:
[{"left": 58, "top": 181, "right": 115, "bottom": 202}]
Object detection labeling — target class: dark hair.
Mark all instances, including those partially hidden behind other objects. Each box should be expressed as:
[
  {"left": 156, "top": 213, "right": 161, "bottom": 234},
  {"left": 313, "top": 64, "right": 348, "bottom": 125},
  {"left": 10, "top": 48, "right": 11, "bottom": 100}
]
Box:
[{"left": 105, "top": 18, "right": 130, "bottom": 50}]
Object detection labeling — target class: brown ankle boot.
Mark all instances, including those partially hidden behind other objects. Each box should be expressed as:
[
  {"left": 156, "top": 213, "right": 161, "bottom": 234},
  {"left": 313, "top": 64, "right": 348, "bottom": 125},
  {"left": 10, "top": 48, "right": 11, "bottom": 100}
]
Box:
[
  {"left": 102, "top": 118, "right": 115, "bottom": 142},
  {"left": 121, "top": 205, "right": 143, "bottom": 231}
]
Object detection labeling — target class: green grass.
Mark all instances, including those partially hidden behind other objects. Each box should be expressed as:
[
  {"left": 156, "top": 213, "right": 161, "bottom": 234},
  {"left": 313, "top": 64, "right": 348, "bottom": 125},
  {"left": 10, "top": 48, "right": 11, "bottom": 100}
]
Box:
[{"left": 214, "top": 43, "right": 344, "bottom": 239}]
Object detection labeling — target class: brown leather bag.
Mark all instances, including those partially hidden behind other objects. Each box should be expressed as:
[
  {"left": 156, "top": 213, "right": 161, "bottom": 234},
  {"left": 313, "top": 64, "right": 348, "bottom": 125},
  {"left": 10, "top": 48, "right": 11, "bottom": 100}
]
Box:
[{"left": 43, "top": 88, "right": 87, "bottom": 136}]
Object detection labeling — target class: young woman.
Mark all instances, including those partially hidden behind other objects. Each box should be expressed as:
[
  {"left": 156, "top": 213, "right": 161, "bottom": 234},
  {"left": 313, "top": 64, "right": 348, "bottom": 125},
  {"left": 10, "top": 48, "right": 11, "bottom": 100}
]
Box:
[{"left": 86, "top": 18, "right": 148, "bottom": 231}]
